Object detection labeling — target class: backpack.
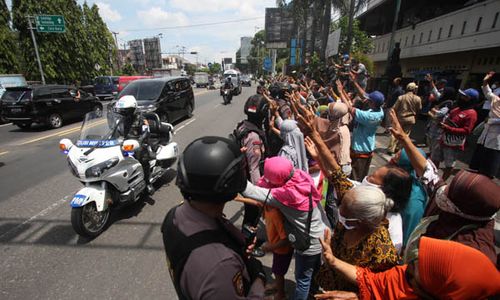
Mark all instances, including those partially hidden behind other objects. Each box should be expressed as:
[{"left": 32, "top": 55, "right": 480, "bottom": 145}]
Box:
[{"left": 229, "top": 120, "right": 268, "bottom": 176}]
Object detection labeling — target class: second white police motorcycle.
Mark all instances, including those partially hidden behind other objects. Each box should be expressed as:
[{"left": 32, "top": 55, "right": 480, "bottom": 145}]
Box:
[{"left": 59, "top": 107, "right": 178, "bottom": 238}]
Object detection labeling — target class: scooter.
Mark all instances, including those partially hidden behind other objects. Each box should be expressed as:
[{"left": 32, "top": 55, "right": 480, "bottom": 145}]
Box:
[
  {"left": 59, "top": 111, "right": 178, "bottom": 238},
  {"left": 222, "top": 89, "right": 232, "bottom": 105}
]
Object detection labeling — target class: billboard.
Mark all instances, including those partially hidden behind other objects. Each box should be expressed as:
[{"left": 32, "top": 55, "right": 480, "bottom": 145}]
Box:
[
  {"left": 265, "top": 7, "right": 295, "bottom": 48},
  {"left": 240, "top": 37, "right": 252, "bottom": 64},
  {"left": 223, "top": 57, "right": 233, "bottom": 64},
  {"left": 325, "top": 29, "right": 341, "bottom": 58},
  {"left": 143, "top": 37, "right": 162, "bottom": 69}
]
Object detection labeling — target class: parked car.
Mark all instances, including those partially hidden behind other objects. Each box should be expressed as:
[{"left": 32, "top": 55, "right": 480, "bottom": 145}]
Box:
[
  {"left": 94, "top": 76, "right": 119, "bottom": 100},
  {"left": 241, "top": 75, "right": 252, "bottom": 87},
  {"left": 0, "top": 85, "right": 103, "bottom": 129},
  {"left": 0, "top": 74, "right": 28, "bottom": 124},
  {"left": 118, "top": 77, "right": 194, "bottom": 123}
]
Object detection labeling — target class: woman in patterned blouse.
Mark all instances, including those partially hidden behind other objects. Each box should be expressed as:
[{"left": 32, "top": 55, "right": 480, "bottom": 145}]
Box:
[{"left": 296, "top": 101, "right": 400, "bottom": 293}]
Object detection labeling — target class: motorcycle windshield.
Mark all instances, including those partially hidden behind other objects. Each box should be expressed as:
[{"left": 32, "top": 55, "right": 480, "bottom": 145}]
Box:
[{"left": 76, "top": 111, "right": 123, "bottom": 148}]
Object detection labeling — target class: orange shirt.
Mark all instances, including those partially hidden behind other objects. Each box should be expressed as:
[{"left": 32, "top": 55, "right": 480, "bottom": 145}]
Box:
[{"left": 263, "top": 206, "right": 292, "bottom": 255}]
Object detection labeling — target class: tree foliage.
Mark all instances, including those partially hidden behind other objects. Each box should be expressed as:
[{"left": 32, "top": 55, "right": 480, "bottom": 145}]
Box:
[
  {"left": 10, "top": 0, "right": 116, "bottom": 83},
  {"left": 208, "top": 62, "right": 221, "bottom": 75},
  {"left": 331, "top": 16, "right": 373, "bottom": 55},
  {"left": 0, "top": 0, "right": 19, "bottom": 73}
]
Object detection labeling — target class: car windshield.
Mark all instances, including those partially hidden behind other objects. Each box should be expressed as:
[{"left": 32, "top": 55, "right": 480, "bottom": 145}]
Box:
[
  {"left": 119, "top": 81, "right": 163, "bottom": 101},
  {"left": 95, "top": 77, "right": 111, "bottom": 85},
  {"left": 77, "top": 111, "right": 124, "bottom": 148},
  {"left": 1, "top": 89, "right": 32, "bottom": 103}
]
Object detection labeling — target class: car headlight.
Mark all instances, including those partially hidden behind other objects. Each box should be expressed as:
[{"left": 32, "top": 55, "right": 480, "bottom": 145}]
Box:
[
  {"left": 85, "top": 157, "right": 119, "bottom": 178},
  {"left": 138, "top": 104, "right": 157, "bottom": 113}
]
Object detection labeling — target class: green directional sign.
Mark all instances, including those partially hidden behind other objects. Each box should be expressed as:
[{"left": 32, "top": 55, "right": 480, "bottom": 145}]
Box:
[{"left": 36, "top": 15, "right": 65, "bottom": 33}]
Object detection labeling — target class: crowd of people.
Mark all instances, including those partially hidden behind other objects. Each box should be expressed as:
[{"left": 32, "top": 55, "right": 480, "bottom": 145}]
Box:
[{"left": 162, "top": 56, "right": 500, "bottom": 300}]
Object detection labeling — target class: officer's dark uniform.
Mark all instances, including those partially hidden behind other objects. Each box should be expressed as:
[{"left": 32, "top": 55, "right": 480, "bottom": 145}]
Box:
[
  {"left": 122, "top": 113, "right": 152, "bottom": 184},
  {"left": 162, "top": 202, "right": 264, "bottom": 299},
  {"left": 161, "top": 136, "right": 265, "bottom": 300}
]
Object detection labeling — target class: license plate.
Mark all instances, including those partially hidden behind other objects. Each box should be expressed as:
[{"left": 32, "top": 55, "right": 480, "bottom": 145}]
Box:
[{"left": 11, "top": 108, "right": 22, "bottom": 113}]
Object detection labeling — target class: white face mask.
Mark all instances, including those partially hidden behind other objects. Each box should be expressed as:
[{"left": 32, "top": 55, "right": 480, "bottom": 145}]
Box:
[
  {"left": 337, "top": 210, "right": 359, "bottom": 230},
  {"left": 492, "top": 84, "right": 497, "bottom": 90},
  {"left": 361, "top": 176, "right": 381, "bottom": 188}
]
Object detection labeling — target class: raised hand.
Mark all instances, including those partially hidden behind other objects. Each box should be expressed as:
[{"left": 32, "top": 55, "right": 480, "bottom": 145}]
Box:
[
  {"left": 304, "top": 136, "right": 319, "bottom": 160},
  {"left": 319, "top": 228, "right": 336, "bottom": 267},
  {"left": 484, "top": 71, "right": 495, "bottom": 82},
  {"left": 388, "top": 109, "right": 406, "bottom": 141}
]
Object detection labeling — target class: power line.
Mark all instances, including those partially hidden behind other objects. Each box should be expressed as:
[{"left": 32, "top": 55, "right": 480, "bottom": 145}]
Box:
[{"left": 121, "top": 16, "right": 264, "bottom": 32}]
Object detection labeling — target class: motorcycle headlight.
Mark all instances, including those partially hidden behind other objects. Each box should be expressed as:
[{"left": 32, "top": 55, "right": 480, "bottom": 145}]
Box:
[{"left": 85, "top": 157, "right": 119, "bottom": 178}]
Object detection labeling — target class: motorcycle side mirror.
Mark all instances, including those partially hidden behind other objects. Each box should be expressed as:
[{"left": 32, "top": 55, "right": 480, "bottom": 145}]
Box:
[
  {"left": 122, "top": 139, "right": 140, "bottom": 152},
  {"left": 59, "top": 138, "right": 73, "bottom": 154}
]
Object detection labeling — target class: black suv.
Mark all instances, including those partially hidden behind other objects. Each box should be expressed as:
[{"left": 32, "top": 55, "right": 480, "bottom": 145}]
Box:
[
  {"left": 0, "top": 85, "right": 103, "bottom": 129},
  {"left": 118, "top": 77, "right": 194, "bottom": 123}
]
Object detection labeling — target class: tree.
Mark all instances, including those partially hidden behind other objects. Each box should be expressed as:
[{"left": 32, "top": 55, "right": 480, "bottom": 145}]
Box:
[
  {"left": 208, "top": 62, "right": 221, "bottom": 75},
  {"left": 0, "top": 0, "right": 19, "bottom": 73},
  {"left": 248, "top": 30, "right": 266, "bottom": 76},
  {"left": 11, "top": 0, "right": 115, "bottom": 82},
  {"left": 120, "top": 63, "right": 135, "bottom": 75},
  {"left": 331, "top": 16, "right": 373, "bottom": 55}
]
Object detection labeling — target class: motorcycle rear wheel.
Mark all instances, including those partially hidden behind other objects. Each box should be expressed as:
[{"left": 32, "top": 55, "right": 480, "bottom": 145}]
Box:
[{"left": 71, "top": 203, "right": 110, "bottom": 238}]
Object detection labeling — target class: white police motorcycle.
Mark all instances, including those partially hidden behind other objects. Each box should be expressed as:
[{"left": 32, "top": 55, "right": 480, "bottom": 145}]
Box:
[{"left": 59, "top": 109, "right": 178, "bottom": 237}]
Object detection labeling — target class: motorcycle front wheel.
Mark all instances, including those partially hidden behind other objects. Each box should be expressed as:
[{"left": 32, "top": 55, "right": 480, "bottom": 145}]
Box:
[
  {"left": 223, "top": 95, "right": 228, "bottom": 105},
  {"left": 71, "top": 203, "right": 110, "bottom": 238}
]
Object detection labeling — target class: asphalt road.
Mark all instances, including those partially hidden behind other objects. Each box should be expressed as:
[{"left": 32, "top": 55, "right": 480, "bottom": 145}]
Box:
[
  {"left": 1, "top": 86, "right": 498, "bottom": 299},
  {"left": 0, "top": 87, "right": 259, "bottom": 299}
]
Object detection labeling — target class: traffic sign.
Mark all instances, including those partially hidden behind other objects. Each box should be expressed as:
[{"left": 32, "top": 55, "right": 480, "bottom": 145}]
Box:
[
  {"left": 263, "top": 57, "right": 272, "bottom": 71},
  {"left": 208, "top": 63, "right": 212, "bottom": 68},
  {"left": 36, "top": 15, "right": 65, "bottom": 33}
]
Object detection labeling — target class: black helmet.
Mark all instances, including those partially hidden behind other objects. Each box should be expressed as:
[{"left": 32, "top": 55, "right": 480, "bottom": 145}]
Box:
[
  {"left": 244, "top": 94, "right": 268, "bottom": 122},
  {"left": 176, "top": 136, "right": 247, "bottom": 203}
]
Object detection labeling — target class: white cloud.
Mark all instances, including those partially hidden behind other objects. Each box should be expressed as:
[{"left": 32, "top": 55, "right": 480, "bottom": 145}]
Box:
[
  {"left": 137, "top": 7, "right": 189, "bottom": 28},
  {"left": 96, "top": 2, "right": 122, "bottom": 22}
]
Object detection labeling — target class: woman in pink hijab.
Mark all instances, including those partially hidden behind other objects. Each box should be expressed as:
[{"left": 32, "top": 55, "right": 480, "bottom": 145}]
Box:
[{"left": 241, "top": 156, "right": 328, "bottom": 300}]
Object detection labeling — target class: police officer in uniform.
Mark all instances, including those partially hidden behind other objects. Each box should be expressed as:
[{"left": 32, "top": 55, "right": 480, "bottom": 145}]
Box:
[
  {"left": 161, "top": 136, "right": 266, "bottom": 299},
  {"left": 114, "top": 95, "right": 154, "bottom": 194}
]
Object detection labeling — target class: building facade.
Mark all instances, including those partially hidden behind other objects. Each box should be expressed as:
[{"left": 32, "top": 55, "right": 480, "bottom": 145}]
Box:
[
  {"left": 359, "top": 0, "right": 500, "bottom": 88},
  {"left": 240, "top": 37, "right": 253, "bottom": 64},
  {"left": 143, "top": 37, "right": 162, "bottom": 70}
]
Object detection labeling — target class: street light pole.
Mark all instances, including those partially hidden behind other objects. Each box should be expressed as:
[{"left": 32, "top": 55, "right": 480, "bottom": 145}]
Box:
[{"left": 27, "top": 16, "right": 45, "bottom": 85}]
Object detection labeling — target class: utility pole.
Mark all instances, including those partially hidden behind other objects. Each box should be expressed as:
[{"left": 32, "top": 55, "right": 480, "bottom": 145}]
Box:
[
  {"left": 27, "top": 16, "right": 45, "bottom": 85},
  {"left": 111, "top": 31, "right": 120, "bottom": 70}
]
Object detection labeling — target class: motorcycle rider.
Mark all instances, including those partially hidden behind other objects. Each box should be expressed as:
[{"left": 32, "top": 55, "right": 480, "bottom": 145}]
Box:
[
  {"left": 114, "top": 95, "right": 155, "bottom": 194},
  {"left": 161, "top": 136, "right": 266, "bottom": 299},
  {"left": 223, "top": 77, "right": 234, "bottom": 103}
]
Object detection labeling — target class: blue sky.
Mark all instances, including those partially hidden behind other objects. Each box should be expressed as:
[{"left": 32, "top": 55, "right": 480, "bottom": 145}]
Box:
[{"left": 7, "top": 0, "right": 276, "bottom": 64}]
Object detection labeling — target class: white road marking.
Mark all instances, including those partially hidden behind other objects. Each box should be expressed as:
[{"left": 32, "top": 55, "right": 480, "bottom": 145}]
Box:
[
  {"left": 175, "top": 118, "right": 196, "bottom": 133},
  {"left": 0, "top": 195, "right": 71, "bottom": 240},
  {"left": 214, "top": 104, "right": 221, "bottom": 108},
  {"left": 0, "top": 123, "right": 13, "bottom": 128},
  {"left": 0, "top": 151, "right": 9, "bottom": 156}
]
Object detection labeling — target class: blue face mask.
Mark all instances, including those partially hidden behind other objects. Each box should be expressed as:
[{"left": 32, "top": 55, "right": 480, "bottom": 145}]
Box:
[{"left": 337, "top": 210, "right": 359, "bottom": 230}]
